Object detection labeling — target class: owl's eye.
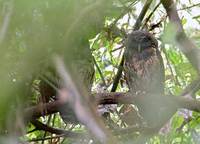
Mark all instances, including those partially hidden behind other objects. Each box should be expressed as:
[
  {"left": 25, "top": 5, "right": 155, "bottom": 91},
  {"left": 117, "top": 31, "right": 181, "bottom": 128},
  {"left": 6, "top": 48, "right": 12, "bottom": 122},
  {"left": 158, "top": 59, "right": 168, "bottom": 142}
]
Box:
[{"left": 141, "top": 37, "right": 148, "bottom": 43}]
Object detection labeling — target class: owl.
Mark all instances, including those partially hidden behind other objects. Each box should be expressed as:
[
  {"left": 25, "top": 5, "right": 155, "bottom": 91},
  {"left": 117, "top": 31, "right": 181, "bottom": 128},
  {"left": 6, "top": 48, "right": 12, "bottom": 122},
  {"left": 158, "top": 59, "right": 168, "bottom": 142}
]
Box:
[{"left": 124, "top": 30, "right": 165, "bottom": 127}]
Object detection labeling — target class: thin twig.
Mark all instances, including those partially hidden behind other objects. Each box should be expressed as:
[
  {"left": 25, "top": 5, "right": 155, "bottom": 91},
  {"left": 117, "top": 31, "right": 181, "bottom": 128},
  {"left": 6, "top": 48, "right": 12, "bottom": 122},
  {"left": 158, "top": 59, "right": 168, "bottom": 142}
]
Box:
[
  {"left": 142, "top": 1, "right": 161, "bottom": 29},
  {"left": 133, "top": 0, "right": 153, "bottom": 30},
  {"left": 110, "top": 0, "right": 139, "bottom": 27},
  {"left": 30, "top": 119, "right": 82, "bottom": 138},
  {"left": 176, "top": 117, "right": 193, "bottom": 132},
  {"left": 111, "top": 56, "right": 124, "bottom": 92},
  {"left": 177, "top": 2, "right": 200, "bottom": 11},
  {"left": 92, "top": 56, "right": 107, "bottom": 87},
  {"left": 27, "top": 128, "right": 37, "bottom": 134},
  {"left": 111, "top": 45, "right": 124, "bottom": 53},
  {"left": 162, "top": 45, "right": 181, "bottom": 86},
  {"left": 42, "top": 115, "right": 52, "bottom": 144}
]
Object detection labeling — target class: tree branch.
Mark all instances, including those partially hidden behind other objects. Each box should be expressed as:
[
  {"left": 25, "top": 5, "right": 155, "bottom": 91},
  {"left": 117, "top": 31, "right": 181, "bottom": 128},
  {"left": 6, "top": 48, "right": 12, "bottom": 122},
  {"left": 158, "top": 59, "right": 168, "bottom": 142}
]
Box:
[
  {"left": 30, "top": 119, "right": 82, "bottom": 138},
  {"left": 25, "top": 92, "right": 200, "bottom": 121},
  {"left": 93, "top": 56, "right": 107, "bottom": 87},
  {"left": 133, "top": 0, "right": 153, "bottom": 30},
  {"left": 142, "top": 1, "right": 161, "bottom": 29},
  {"left": 177, "top": 2, "right": 200, "bottom": 11},
  {"left": 25, "top": 101, "right": 62, "bottom": 121}
]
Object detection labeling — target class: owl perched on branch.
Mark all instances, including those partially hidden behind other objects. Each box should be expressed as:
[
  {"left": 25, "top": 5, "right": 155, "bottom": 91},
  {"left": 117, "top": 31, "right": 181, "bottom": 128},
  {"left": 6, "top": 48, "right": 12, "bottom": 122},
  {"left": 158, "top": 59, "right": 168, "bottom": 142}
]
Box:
[{"left": 124, "top": 30, "right": 165, "bottom": 127}]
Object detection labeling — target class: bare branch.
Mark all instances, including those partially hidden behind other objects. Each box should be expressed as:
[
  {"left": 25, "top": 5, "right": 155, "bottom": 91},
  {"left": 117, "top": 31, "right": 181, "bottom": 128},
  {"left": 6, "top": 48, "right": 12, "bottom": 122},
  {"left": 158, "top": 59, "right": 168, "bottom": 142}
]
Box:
[
  {"left": 25, "top": 101, "right": 62, "bottom": 120},
  {"left": 25, "top": 92, "right": 200, "bottom": 121},
  {"left": 30, "top": 119, "right": 82, "bottom": 138},
  {"left": 92, "top": 56, "right": 107, "bottom": 87}
]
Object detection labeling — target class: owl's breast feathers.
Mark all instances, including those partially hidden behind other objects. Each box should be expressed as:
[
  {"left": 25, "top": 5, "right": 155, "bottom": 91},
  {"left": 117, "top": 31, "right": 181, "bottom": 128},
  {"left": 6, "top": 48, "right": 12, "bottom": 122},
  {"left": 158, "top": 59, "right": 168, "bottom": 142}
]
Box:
[
  {"left": 125, "top": 47, "right": 164, "bottom": 95},
  {"left": 124, "top": 31, "right": 168, "bottom": 127}
]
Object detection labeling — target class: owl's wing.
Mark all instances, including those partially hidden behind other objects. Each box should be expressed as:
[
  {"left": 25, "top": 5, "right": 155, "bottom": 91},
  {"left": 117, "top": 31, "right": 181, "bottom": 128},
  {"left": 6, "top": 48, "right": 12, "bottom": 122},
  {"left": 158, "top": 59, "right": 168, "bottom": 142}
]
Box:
[
  {"left": 124, "top": 49, "right": 166, "bottom": 127},
  {"left": 124, "top": 49, "right": 164, "bottom": 95}
]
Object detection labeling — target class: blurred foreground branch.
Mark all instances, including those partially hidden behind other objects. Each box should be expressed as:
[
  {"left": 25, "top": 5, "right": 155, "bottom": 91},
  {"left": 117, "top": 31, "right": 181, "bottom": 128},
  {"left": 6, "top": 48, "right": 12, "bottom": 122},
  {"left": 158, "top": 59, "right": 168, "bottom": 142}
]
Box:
[
  {"left": 54, "top": 57, "right": 117, "bottom": 144},
  {"left": 25, "top": 92, "right": 200, "bottom": 121},
  {"left": 161, "top": 0, "right": 200, "bottom": 74},
  {"left": 0, "top": 1, "right": 13, "bottom": 44},
  {"left": 25, "top": 74, "right": 200, "bottom": 137}
]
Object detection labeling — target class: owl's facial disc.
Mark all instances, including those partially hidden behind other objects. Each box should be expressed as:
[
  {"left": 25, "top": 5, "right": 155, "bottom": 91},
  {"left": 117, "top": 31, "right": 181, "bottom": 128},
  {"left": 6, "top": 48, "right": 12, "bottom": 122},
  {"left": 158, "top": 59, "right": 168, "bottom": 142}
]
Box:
[{"left": 127, "top": 30, "right": 158, "bottom": 53}]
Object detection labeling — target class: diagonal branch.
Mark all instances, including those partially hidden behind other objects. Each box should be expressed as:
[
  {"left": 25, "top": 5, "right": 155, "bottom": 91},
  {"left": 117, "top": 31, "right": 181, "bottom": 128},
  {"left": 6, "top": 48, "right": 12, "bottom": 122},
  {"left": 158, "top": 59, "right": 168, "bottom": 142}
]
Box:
[
  {"left": 142, "top": 1, "right": 162, "bottom": 29},
  {"left": 55, "top": 57, "right": 117, "bottom": 144},
  {"left": 133, "top": 0, "right": 153, "bottom": 31},
  {"left": 161, "top": 0, "right": 200, "bottom": 74},
  {"left": 30, "top": 119, "right": 82, "bottom": 138}
]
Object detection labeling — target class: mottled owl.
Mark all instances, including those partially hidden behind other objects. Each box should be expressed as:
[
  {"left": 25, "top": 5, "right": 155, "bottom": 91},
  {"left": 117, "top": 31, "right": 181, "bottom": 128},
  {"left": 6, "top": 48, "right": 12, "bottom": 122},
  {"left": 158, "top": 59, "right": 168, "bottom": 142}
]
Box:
[{"left": 124, "top": 30, "right": 165, "bottom": 127}]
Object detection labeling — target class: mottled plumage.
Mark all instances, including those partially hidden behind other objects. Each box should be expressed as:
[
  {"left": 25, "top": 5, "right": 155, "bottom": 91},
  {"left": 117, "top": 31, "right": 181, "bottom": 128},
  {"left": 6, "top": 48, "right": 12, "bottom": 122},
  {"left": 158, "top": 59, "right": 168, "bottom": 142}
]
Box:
[{"left": 124, "top": 30, "right": 165, "bottom": 127}]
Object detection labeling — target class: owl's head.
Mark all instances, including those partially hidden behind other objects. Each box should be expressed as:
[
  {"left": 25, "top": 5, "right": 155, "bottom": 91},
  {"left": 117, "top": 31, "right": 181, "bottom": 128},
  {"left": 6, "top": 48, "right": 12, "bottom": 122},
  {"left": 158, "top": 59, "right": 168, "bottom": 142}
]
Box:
[{"left": 126, "top": 30, "right": 158, "bottom": 53}]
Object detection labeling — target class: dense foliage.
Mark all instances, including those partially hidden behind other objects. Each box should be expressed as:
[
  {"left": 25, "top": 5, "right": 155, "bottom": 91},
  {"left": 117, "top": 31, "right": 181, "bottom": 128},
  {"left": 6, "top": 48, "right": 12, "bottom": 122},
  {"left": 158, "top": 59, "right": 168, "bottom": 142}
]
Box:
[{"left": 0, "top": 0, "right": 200, "bottom": 143}]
